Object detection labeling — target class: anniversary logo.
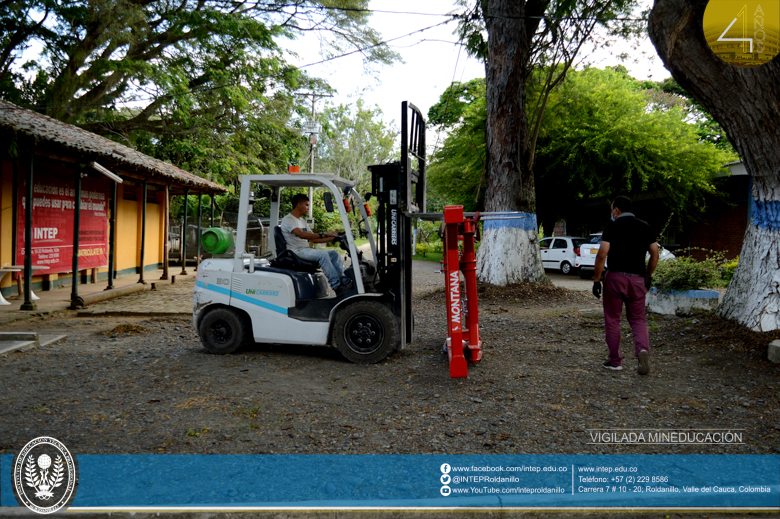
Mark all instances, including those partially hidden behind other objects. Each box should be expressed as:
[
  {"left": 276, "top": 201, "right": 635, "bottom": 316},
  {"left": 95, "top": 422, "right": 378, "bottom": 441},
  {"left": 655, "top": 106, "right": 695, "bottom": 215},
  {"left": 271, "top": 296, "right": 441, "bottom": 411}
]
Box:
[
  {"left": 12, "top": 437, "right": 78, "bottom": 514},
  {"left": 703, "top": 0, "right": 780, "bottom": 66}
]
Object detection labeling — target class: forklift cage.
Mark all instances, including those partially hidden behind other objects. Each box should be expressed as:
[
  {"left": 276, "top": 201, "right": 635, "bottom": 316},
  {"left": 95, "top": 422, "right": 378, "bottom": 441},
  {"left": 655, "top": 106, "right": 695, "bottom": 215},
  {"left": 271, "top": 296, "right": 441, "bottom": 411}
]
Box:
[{"left": 233, "top": 173, "right": 376, "bottom": 295}]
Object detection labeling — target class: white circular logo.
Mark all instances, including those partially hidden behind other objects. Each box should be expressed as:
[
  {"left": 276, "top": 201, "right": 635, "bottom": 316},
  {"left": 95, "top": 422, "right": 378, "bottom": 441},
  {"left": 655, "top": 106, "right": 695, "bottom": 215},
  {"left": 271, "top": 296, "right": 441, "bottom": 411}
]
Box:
[
  {"left": 440, "top": 463, "right": 451, "bottom": 474},
  {"left": 13, "top": 437, "right": 78, "bottom": 514},
  {"left": 440, "top": 474, "right": 451, "bottom": 485},
  {"left": 440, "top": 485, "right": 451, "bottom": 496}
]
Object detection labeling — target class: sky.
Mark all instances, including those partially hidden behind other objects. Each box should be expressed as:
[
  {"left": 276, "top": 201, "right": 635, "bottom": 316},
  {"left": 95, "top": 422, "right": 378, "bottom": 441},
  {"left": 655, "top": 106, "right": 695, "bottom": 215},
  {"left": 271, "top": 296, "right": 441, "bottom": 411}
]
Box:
[{"left": 282, "top": 0, "right": 671, "bottom": 133}]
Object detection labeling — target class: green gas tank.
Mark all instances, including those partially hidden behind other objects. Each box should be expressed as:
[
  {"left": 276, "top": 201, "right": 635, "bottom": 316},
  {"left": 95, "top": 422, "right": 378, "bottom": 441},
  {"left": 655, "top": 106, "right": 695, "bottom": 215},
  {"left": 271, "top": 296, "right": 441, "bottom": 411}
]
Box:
[{"left": 201, "top": 227, "right": 234, "bottom": 254}]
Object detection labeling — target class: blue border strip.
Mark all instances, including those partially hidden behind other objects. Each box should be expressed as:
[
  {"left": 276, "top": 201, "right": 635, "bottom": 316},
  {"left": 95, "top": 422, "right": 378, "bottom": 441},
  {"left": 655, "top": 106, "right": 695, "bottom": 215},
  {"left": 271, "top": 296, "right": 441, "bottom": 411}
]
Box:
[
  {"left": 3, "top": 454, "right": 779, "bottom": 508},
  {"left": 482, "top": 213, "right": 537, "bottom": 232},
  {"left": 196, "top": 280, "right": 288, "bottom": 315}
]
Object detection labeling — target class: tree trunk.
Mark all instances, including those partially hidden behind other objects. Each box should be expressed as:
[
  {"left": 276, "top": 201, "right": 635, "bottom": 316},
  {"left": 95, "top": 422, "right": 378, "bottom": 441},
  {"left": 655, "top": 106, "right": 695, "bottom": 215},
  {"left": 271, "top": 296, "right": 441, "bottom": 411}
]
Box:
[
  {"left": 649, "top": 0, "right": 780, "bottom": 331},
  {"left": 478, "top": 0, "right": 547, "bottom": 286}
]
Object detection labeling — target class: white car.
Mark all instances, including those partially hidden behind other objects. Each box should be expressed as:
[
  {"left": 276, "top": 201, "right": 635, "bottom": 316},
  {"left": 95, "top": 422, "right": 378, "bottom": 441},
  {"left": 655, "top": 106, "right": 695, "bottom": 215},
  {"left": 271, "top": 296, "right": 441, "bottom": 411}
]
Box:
[
  {"left": 575, "top": 233, "right": 675, "bottom": 279},
  {"left": 539, "top": 236, "right": 586, "bottom": 275}
]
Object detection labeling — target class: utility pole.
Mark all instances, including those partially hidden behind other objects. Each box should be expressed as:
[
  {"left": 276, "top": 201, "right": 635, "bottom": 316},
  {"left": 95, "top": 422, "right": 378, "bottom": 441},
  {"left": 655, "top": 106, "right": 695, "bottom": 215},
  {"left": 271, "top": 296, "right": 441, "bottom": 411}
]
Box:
[{"left": 295, "top": 92, "right": 333, "bottom": 219}]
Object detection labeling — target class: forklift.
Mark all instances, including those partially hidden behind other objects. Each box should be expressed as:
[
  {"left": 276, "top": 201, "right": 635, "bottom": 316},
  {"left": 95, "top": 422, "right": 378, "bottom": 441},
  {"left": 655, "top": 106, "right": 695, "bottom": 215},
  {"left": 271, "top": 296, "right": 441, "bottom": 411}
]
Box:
[{"left": 193, "top": 102, "right": 426, "bottom": 363}]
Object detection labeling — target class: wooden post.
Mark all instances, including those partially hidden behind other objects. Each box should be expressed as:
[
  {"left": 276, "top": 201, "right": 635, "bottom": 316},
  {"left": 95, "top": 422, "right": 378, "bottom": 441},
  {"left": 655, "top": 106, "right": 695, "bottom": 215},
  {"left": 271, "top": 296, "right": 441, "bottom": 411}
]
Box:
[
  {"left": 138, "top": 179, "right": 147, "bottom": 284},
  {"left": 160, "top": 185, "right": 170, "bottom": 280}
]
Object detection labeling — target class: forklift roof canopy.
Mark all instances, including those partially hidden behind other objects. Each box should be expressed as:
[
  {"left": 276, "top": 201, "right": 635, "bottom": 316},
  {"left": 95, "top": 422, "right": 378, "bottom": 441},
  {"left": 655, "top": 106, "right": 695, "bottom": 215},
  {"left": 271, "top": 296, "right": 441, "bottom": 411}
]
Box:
[{"left": 248, "top": 174, "right": 355, "bottom": 189}]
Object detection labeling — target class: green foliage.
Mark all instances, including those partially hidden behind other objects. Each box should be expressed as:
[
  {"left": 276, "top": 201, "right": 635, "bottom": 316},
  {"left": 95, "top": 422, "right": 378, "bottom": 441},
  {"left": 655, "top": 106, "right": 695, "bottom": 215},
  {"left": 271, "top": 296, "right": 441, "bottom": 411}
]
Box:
[
  {"left": 427, "top": 80, "right": 487, "bottom": 211},
  {"left": 427, "top": 68, "right": 737, "bottom": 222},
  {"left": 535, "top": 67, "right": 736, "bottom": 220},
  {"left": 721, "top": 257, "right": 739, "bottom": 282},
  {"left": 318, "top": 100, "right": 397, "bottom": 195},
  {"left": 1, "top": 0, "right": 398, "bottom": 184},
  {"left": 654, "top": 78, "right": 736, "bottom": 153},
  {"left": 427, "top": 79, "right": 486, "bottom": 129},
  {"left": 651, "top": 251, "right": 728, "bottom": 293}
]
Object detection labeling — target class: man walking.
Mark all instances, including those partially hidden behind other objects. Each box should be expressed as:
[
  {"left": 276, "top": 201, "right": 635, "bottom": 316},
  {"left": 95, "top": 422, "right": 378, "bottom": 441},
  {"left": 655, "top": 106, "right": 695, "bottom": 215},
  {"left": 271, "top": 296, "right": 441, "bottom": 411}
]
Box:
[
  {"left": 281, "top": 194, "right": 354, "bottom": 295},
  {"left": 592, "top": 196, "right": 659, "bottom": 375}
]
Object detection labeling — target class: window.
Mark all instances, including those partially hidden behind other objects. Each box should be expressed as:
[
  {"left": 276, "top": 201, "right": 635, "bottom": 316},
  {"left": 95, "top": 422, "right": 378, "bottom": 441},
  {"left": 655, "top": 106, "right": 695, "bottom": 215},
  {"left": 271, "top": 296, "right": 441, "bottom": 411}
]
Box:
[
  {"left": 585, "top": 235, "right": 602, "bottom": 244},
  {"left": 572, "top": 239, "right": 585, "bottom": 249},
  {"left": 552, "top": 239, "right": 568, "bottom": 249},
  {"left": 540, "top": 239, "right": 551, "bottom": 250}
]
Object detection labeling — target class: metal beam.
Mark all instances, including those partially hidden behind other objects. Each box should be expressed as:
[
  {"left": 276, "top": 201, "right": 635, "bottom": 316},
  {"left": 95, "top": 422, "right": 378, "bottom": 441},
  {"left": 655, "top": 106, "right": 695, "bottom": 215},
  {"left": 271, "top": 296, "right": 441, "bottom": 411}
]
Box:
[
  {"left": 210, "top": 193, "right": 215, "bottom": 227},
  {"left": 21, "top": 154, "right": 35, "bottom": 310},
  {"left": 69, "top": 165, "right": 84, "bottom": 309},
  {"left": 180, "top": 190, "right": 189, "bottom": 275},
  {"left": 196, "top": 194, "right": 202, "bottom": 271},
  {"left": 106, "top": 180, "right": 117, "bottom": 289}
]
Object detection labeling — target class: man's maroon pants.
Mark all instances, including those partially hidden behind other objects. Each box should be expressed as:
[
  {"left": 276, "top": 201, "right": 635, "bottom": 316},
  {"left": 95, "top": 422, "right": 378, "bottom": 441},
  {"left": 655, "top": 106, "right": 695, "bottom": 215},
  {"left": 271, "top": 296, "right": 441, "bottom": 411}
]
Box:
[{"left": 603, "top": 271, "right": 650, "bottom": 367}]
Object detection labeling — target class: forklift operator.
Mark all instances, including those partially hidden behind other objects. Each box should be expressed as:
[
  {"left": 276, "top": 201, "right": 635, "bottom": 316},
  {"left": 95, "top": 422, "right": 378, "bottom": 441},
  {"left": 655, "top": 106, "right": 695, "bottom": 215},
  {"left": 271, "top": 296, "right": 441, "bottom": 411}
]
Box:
[{"left": 281, "top": 193, "right": 355, "bottom": 296}]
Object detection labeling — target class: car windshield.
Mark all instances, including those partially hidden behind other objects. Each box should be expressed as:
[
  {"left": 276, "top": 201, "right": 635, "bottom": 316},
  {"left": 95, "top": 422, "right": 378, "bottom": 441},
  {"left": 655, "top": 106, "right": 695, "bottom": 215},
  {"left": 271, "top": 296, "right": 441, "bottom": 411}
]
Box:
[
  {"left": 585, "top": 235, "right": 602, "bottom": 244},
  {"left": 572, "top": 239, "right": 585, "bottom": 248}
]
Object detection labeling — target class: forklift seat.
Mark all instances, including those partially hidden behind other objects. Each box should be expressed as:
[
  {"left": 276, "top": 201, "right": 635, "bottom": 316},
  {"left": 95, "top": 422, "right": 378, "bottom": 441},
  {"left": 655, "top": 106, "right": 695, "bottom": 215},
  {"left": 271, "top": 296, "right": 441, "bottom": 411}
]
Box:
[{"left": 271, "top": 226, "right": 320, "bottom": 274}]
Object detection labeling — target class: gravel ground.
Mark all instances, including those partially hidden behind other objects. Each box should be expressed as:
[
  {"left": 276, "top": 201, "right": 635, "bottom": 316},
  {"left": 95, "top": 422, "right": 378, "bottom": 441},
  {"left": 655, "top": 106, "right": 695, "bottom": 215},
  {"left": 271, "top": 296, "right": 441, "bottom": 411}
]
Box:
[{"left": 1, "top": 272, "right": 778, "bottom": 458}]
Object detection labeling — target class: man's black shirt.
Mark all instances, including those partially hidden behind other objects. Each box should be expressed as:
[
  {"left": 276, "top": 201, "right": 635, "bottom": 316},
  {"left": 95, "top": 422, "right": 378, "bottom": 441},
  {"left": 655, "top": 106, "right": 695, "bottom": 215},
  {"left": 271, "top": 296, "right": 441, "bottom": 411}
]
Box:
[{"left": 601, "top": 214, "right": 656, "bottom": 276}]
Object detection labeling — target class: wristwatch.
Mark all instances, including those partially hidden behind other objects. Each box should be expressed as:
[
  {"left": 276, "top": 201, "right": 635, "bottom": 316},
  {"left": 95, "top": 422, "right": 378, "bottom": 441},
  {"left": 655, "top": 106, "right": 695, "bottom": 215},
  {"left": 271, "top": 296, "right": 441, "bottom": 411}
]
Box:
[{"left": 319, "top": 232, "right": 323, "bottom": 239}]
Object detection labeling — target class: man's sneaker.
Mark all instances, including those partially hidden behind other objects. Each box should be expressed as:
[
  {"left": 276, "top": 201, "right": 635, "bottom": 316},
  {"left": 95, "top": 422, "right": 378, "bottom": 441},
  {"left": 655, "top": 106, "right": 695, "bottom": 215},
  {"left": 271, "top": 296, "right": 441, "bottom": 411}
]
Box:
[
  {"left": 602, "top": 361, "right": 623, "bottom": 371},
  {"left": 638, "top": 350, "right": 650, "bottom": 375},
  {"left": 335, "top": 279, "right": 354, "bottom": 296}
]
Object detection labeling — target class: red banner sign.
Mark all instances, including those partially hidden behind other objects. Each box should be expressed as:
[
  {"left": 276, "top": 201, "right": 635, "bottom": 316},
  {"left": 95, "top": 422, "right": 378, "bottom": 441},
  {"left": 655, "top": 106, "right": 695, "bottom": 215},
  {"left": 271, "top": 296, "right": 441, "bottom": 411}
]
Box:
[{"left": 16, "top": 170, "right": 110, "bottom": 274}]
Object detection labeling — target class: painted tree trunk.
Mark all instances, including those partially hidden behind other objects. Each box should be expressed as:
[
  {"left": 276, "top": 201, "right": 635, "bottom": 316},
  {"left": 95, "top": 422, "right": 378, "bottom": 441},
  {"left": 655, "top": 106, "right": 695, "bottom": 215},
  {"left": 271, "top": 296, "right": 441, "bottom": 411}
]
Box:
[
  {"left": 478, "top": 0, "right": 547, "bottom": 286},
  {"left": 719, "top": 205, "right": 780, "bottom": 331},
  {"left": 649, "top": 0, "right": 780, "bottom": 330}
]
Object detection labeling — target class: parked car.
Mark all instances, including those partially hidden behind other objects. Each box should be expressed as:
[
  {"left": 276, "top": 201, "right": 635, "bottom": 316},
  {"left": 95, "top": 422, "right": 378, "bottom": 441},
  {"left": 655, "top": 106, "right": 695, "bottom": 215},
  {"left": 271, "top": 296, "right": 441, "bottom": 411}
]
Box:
[
  {"left": 539, "top": 236, "right": 586, "bottom": 275},
  {"left": 575, "top": 232, "right": 676, "bottom": 279}
]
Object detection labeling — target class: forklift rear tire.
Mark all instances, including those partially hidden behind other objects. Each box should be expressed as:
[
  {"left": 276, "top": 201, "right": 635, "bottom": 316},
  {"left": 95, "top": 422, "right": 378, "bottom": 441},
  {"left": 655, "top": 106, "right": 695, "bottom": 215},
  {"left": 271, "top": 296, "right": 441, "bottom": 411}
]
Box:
[
  {"left": 199, "top": 307, "right": 249, "bottom": 355},
  {"left": 333, "top": 301, "right": 399, "bottom": 364}
]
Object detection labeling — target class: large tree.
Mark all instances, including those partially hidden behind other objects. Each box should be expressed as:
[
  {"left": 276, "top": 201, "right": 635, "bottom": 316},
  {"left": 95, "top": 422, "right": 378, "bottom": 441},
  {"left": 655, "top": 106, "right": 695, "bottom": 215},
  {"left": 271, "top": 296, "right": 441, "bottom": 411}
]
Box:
[
  {"left": 427, "top": 69, "right": 734, "bottom": 230},
  {"left": 1, "top": 0, "right": 395, "bottom": 182},
  {"left": 458, "top": 0, "right": 638, "bottom": 285},
  {"left": 649, "top": 0, "right": 780, "bottom": 331}
]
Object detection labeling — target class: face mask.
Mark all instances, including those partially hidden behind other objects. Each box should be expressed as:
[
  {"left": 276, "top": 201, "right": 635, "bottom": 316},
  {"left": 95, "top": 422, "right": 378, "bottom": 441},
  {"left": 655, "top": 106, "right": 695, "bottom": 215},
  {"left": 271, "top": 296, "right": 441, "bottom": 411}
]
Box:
[{"left": 610, "top": 210, "right": 615, "bottom": 221}]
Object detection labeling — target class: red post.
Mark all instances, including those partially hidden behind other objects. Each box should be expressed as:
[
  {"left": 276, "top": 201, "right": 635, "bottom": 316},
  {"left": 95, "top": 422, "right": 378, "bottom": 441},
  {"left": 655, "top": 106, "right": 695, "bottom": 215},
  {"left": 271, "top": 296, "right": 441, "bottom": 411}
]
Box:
[{"left": 442, "top": 205, "right": 482, "bottom": 378}]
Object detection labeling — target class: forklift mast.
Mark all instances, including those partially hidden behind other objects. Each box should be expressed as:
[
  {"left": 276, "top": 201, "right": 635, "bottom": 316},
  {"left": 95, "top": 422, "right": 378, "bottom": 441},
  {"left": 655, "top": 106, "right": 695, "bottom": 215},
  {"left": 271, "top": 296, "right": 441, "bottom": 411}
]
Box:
[{"left": 368, "top": 101, "right": 426, "bottom": 345}]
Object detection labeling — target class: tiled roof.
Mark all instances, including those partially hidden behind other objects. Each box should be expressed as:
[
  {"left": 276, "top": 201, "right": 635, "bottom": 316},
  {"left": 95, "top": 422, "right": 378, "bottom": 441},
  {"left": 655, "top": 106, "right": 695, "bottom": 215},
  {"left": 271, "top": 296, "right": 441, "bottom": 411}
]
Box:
[{"left": 0, "top": 99, "right": 226, "bottom": 192}]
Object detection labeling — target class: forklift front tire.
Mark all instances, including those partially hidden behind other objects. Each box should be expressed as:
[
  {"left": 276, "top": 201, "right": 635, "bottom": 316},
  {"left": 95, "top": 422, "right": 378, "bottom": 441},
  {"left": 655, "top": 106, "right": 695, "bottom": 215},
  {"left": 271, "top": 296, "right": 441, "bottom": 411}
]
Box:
[
  {"left": 333, "top": 301, "right": 399, "bottom": 364},
  {"left": 199, "top": 307, "right": 249, "bottom": 355}
]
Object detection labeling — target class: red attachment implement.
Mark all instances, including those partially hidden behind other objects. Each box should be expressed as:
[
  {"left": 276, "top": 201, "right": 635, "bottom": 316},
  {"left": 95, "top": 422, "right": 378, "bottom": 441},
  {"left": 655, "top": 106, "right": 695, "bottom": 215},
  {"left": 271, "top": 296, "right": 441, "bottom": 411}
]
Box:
[{"left": 442, "top": 205, "right": 482, "bottom": 378}]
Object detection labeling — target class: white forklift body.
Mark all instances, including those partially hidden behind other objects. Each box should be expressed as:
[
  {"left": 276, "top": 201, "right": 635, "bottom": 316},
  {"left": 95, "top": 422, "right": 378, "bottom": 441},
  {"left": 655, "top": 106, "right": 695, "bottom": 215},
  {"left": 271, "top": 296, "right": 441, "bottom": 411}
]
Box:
[
  {"left": 193, "top": 102, "right": 426, "bottom": 363},
  {"left": 193, "top": 174, "right": 389, "bottom": 359}
]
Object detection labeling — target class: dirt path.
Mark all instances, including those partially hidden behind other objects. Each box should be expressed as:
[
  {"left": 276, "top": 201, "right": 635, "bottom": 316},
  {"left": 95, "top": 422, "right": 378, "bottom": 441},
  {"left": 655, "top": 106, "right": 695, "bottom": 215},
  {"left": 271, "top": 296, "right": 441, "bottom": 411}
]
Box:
[{"left": 1, "top": 274, "right": 778, "bottom": 459}]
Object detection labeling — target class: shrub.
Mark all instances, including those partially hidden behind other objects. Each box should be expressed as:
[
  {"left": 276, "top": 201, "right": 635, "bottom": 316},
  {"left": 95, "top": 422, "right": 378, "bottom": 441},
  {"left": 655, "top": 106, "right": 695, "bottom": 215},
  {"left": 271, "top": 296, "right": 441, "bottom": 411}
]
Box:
[
  {"left": 415, "top": 243, "right": 430, "bottom": 257},
  {"left": 722, "top": 257, "right": 739, "bottom": 282},
  {"left": 651, "top": 251, "right": 726, "bottom": 293}
]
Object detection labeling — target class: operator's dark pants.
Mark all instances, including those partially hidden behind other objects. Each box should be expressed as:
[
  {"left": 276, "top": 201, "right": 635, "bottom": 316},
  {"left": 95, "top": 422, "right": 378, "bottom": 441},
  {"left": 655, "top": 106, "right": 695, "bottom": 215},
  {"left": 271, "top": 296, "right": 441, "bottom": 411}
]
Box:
[{"left": 603, "top": 271, "right": 650, "bottom": 367}]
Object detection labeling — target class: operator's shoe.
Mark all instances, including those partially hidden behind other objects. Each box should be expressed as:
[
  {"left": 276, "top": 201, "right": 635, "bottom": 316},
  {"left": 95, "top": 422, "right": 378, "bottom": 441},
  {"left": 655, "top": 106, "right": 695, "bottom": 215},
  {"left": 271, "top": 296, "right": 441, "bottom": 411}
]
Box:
[
  {"left": 637, "top": 350, "right": 650, "bottom": 376},
  {"left": 335, "top": 279, "right": 354, "bottom": 296},
  {"left": 602, "top": 361, "right": 623, "bottom": 371}
]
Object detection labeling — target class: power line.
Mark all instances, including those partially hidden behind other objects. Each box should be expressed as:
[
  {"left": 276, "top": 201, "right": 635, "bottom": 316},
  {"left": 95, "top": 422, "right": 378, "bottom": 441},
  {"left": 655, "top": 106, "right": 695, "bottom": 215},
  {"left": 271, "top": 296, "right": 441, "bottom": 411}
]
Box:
[
  {"left": 1, "top": 19, "right": 456, "bottom": 113},
  {"left": 253, "top": 3, "right": 647, "bottom": 22}
]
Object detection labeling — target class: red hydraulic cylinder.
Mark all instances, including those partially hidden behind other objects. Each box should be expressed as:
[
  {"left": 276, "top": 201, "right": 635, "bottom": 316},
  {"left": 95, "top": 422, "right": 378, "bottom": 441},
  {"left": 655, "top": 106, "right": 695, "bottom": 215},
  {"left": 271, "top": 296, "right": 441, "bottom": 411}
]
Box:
[{"left": 442, "top": 205, "right": 482, "bottom": 378}]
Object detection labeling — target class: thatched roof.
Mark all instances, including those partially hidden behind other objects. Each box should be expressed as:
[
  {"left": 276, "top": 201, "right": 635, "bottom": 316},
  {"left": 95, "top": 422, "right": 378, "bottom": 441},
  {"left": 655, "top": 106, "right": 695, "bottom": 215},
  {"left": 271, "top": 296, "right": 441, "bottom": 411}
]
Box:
[{"left": 0, "top": 99, "right": 226, "bottom": 193}]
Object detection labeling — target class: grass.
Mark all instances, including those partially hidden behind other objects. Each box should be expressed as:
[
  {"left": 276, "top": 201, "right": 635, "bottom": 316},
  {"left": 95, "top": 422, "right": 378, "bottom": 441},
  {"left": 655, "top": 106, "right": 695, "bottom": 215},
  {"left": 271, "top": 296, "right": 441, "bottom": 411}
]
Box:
[{"left": 412, "top": 252, "right": 443, "bottom": 263}]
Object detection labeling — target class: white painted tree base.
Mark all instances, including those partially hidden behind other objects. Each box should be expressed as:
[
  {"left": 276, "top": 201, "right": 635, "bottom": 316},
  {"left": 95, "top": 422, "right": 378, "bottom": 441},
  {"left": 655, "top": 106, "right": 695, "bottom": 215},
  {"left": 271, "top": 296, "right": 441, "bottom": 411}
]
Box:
[
  {"left": 718, "top": 224, "right": 780, "bottom": 331},
  {"left": 476, "top": 228, "right": 547, "bottom": 286}
]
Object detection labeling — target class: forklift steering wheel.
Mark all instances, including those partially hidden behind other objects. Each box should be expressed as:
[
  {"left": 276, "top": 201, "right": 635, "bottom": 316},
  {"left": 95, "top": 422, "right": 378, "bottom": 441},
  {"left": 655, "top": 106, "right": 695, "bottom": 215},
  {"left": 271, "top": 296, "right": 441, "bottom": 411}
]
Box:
[{"left": 333, "top": 234, "right": 349, "bottom": 251}]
